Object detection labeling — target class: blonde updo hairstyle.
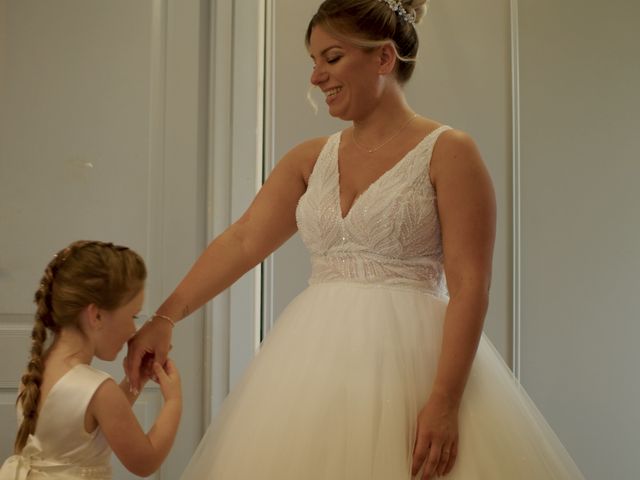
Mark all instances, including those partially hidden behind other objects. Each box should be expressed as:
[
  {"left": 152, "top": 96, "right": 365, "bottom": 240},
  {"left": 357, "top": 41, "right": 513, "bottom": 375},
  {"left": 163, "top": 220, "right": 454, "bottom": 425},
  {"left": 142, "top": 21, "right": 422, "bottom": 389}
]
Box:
[
  {"left": 305, "top": 0, "right": 429, "bottom": 84},
  {"left": 14, "top": 240, "right": 146, "bottom": 453}
]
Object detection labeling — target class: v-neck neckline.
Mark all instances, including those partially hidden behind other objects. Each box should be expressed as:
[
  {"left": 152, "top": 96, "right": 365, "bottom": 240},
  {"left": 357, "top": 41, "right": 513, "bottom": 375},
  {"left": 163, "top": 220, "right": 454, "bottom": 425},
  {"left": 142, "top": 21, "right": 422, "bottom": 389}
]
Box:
[{"left": 335, "top": 126, "right": 444, "bottom": 220}]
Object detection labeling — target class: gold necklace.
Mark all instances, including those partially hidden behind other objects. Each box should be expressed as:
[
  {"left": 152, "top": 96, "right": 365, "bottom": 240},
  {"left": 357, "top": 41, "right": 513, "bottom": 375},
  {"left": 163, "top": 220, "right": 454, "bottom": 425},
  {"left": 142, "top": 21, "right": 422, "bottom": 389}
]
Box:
[{"left": 351, "top": 113, "right": 418, "bottom": 154}]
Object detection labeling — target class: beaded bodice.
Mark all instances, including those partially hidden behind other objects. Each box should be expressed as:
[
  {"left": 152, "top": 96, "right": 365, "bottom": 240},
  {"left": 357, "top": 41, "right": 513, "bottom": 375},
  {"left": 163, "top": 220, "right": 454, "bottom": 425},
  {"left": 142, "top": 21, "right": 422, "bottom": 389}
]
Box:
[{"left": 296, "top": 125, "right": 451, "bottom": 296}]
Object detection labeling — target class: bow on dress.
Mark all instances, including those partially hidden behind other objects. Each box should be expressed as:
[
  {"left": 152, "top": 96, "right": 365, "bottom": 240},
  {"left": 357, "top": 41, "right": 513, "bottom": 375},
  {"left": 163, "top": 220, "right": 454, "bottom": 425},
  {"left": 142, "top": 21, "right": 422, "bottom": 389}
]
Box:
[{"left": 0, "top": 438, "right": 73, "bottom": 480}]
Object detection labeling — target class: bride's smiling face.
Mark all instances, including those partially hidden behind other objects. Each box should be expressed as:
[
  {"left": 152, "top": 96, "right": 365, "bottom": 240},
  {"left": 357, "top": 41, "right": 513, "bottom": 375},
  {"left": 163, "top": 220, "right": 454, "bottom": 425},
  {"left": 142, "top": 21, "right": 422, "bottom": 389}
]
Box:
[{"left": 308, "top": 26, "right": 384, "bottom": 121}]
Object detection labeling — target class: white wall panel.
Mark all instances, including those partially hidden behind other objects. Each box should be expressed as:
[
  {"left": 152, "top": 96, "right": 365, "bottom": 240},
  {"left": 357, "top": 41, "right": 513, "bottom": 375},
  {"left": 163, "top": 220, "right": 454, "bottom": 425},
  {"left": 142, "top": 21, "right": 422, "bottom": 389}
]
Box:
[
  {"left": 0, "top": 0, "right": 162, "bottom": 313},
  {"left": 518, "top": 1, "right": 640, "bottom": 477},
  {"left": 0, "top": 392, "right": 19, "bottom": 456},
  {"left": 0, "top": 0, "right": 209, "bottom": 477}
]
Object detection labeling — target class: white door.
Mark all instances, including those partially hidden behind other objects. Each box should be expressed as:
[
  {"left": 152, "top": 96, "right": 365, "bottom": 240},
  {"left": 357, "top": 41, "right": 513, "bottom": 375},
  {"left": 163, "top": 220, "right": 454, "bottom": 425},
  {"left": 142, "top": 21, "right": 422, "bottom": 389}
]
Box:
[{"left": 0, "top": 1, "right": 209, "bottom": 477}]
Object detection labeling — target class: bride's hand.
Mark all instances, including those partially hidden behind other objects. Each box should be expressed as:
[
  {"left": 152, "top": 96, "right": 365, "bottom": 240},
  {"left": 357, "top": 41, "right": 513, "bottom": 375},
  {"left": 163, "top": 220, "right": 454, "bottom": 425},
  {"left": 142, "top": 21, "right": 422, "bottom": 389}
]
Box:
[
  {"left": 125, "top": 317, "right": 173, "bottom": 392},
  {"left": 411, "top": 392, "right": 460, "bottom": 479}
]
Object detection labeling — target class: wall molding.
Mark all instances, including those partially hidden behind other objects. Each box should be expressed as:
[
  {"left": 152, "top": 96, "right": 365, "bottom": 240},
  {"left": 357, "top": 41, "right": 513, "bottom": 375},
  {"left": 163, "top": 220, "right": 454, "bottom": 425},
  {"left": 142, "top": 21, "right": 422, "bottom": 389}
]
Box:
[
  {"left": 510, "top": 0, "right": 522, "bottom": 380},
  {"left": 255, "top": 0, "right": 270, "bottom": 345},
  {"left": 147, "top": 0, "right": 168, "bottom": 312},
  {"left": 261, "top": 0, "right": 277, "bottom": 339},
  {"left": 204, "top": 0, "right": 266, "bottom": 426},
  {"left": 204, "top": 0, "right": 233, "bottom": 427}
]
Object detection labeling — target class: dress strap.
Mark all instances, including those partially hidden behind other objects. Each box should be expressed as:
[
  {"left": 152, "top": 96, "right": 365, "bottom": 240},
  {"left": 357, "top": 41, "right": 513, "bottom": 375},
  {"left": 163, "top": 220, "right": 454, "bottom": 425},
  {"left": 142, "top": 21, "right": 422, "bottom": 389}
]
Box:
[
  {"left": 305, "top": 132, "right": 341, "bottom": 190},
  {"left": 33, "top": 364, "right": 112, "bottom": 440},
  {"left": 416, "top": 125, "right": 453, "bottom": 168}
]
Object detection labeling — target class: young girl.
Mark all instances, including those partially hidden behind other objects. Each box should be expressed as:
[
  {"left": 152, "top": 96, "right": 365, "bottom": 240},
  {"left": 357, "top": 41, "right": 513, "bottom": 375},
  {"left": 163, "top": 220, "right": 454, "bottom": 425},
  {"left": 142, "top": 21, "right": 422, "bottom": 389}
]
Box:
[{"left": 0, "top": 240, "right": 182, "bottom": 480}]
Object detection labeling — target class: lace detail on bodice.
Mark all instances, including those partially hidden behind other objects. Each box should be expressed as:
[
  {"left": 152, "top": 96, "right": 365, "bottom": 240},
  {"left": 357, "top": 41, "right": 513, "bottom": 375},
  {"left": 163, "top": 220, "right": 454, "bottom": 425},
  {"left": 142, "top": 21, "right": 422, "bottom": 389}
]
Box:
[{"left": 296, "top": 125, "right": 451, "bottom": 296}]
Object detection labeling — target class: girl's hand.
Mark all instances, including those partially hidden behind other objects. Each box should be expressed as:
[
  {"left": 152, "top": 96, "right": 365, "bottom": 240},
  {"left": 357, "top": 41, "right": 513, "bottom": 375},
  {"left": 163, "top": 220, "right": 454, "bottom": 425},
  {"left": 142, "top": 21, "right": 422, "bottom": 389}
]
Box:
[
  {"left": 125, "top": 317, "right": 173, "bottom": 392},
  {"left": 153, "top": 359, "right": 182, "bottom": 403},
  {"left": 411, "top": 393, "right": 460, "bottom": 479},
  {"left": 120, "top": 356, "right": 152, "bottom": 402}
]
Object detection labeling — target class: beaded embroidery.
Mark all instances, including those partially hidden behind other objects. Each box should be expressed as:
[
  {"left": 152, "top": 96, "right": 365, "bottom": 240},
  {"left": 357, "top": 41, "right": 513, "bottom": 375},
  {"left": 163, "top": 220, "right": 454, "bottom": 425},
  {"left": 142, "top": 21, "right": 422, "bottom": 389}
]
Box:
[{"left": 296, "top": 125, "right": 452, "bottom": 296}]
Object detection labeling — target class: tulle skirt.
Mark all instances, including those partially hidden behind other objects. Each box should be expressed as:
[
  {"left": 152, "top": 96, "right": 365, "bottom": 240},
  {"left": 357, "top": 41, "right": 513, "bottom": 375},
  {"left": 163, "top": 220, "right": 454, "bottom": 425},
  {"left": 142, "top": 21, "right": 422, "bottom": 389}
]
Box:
[{"left": 181, "top": 281, "right": 584, "bottom": 479}]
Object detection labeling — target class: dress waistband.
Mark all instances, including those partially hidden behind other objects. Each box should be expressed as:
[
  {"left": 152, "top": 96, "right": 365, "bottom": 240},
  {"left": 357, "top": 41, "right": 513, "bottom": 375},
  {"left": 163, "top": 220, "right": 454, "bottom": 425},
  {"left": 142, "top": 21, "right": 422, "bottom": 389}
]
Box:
[
  {"left": 309, "top": 253, "right": 447, "bottom": 296},
  {"left": 1, "top": 454, "right": 112, "bottom": 480}
]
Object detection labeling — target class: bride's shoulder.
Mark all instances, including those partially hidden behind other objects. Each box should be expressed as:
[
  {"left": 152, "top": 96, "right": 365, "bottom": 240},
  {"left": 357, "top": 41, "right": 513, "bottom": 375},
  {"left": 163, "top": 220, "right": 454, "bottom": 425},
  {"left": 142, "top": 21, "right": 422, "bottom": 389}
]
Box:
[
  {"left": 429, "top": 128, "right": 493, "bottom": 201},
  {"left": 276, "top": 136, "right": 331, "bottom": 178},
  {"left": 430, "top": 128, "right": 484, "bottom": 173},
  {"left": 289, "top": 136, "right": 331, "bottom": 160}
]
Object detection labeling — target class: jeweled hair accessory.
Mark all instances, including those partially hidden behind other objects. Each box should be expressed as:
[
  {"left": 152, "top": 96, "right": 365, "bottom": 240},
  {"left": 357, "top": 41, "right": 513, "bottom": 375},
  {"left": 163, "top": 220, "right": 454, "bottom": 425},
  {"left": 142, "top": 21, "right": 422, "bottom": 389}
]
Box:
[{"left": 378, "top": 0, "right": 416, "bottom": 25}]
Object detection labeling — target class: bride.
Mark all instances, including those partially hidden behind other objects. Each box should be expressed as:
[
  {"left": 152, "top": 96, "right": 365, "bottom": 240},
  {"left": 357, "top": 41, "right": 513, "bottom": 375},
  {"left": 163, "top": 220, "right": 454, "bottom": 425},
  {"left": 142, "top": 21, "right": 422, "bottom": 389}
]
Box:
[{"left": 126, "top": 1, "right": 585, "bottom": 478}]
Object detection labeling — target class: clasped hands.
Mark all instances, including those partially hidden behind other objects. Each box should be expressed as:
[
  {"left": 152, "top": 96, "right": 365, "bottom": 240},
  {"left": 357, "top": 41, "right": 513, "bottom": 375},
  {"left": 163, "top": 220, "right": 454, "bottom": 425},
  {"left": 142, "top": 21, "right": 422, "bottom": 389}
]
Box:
[{"left": 124, "top": 316, "right": 174, "bottom": 392}]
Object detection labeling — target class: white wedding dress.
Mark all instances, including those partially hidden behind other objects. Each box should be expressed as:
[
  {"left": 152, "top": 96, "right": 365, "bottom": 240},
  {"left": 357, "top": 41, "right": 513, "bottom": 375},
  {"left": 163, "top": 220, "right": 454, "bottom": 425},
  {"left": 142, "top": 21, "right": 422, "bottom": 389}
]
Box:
[{"left": 181, "top": 126, "right": 585, "bottom": 479}]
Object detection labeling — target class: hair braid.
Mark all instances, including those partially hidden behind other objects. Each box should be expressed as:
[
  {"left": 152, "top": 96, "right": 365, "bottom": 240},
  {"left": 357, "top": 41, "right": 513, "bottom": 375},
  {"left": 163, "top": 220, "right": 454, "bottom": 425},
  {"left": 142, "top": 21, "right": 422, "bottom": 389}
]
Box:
[{"left": 14, "top": 259, "right": 59, "bottom": 452}]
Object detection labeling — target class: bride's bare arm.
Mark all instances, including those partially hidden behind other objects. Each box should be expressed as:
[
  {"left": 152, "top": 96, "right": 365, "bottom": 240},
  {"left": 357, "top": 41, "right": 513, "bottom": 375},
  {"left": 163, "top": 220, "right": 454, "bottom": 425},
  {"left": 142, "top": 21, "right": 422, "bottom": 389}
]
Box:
[
  {"left": 125, "top": 138, "right": 325, "bottom": 389},
  {"left": 430, "top": 129, "right": 496, "bottom": 406},
  {"left": 412, "top": 129, "right": 496, "bottom": 479}
]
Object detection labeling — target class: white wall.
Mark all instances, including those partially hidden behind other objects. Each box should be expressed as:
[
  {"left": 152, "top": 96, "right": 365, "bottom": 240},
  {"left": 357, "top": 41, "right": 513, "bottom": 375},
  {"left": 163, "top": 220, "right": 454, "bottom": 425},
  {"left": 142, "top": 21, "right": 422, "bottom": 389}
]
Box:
[{"left": 518, "top": 1, "right": 640, "bottom": 477}]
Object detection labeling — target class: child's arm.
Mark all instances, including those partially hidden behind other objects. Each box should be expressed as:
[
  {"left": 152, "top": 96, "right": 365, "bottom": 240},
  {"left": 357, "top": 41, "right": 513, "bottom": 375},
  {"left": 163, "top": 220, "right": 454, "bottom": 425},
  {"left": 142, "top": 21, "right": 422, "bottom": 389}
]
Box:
[{"left": 89, "top": 360, "right": 182, "bottom": 477}]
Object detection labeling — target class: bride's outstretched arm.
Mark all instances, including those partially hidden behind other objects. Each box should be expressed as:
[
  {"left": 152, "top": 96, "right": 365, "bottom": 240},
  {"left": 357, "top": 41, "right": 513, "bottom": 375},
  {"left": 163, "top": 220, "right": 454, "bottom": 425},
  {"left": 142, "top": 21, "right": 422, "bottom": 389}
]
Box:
[
  {"left": 125, "top": 138, "right": 325, "bottom": 390},
  {"left": 412, "top": 129, "right": 496, "bottom": 479}
]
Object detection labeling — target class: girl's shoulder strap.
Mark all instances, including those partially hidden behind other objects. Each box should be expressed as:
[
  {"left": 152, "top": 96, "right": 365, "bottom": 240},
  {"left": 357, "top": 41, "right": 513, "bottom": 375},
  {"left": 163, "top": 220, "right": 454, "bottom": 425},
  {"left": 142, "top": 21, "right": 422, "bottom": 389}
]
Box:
[
  {"left": 20, "top": 364, "right": 114, "bottom": 449},
  {"left": 39, "top": 364, "right": 113, "bottom": 424},
  {"left": 71, "top": 364, "right": 113, "bottom": 395}
]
